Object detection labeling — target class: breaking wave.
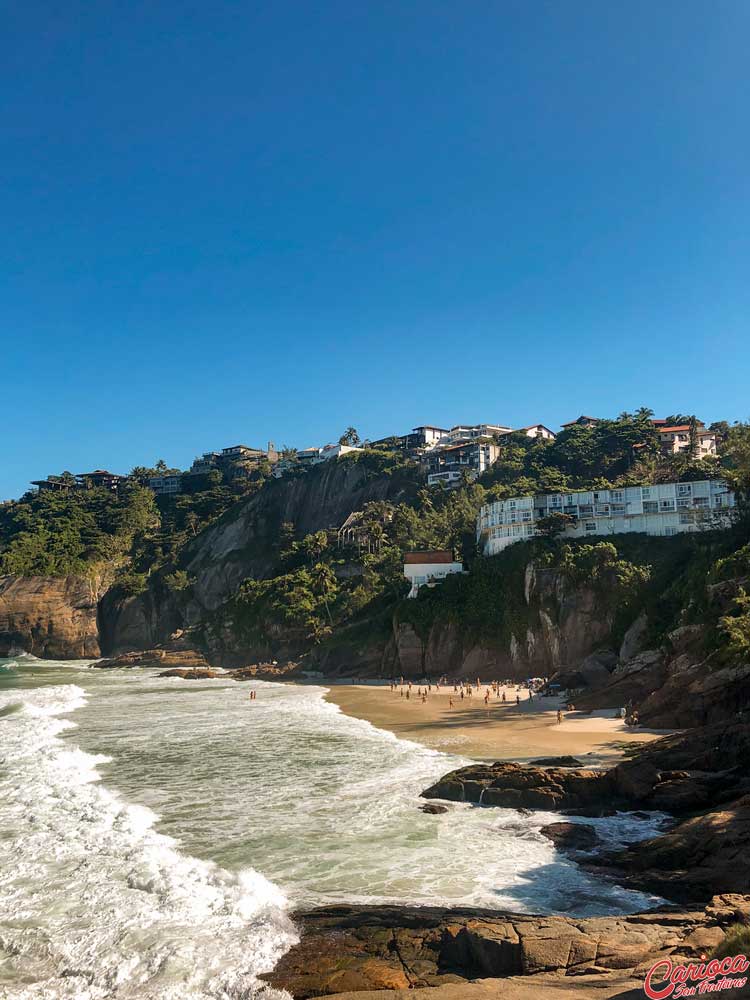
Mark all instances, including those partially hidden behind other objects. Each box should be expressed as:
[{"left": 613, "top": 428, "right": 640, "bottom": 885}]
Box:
[{"left": 0, "top": 684, "right": 297, "bottom": 999}]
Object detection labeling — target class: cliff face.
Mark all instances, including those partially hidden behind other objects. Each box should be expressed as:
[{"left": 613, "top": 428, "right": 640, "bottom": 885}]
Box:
[
  {"left": 389, "top": 563, "right": 617, "bottom": 681},
  {"left": 100, "top": 459, "right": 416, "bottom": 654},
  {"left": 0, "top": 574, "right": 109, "bottom": 659}
]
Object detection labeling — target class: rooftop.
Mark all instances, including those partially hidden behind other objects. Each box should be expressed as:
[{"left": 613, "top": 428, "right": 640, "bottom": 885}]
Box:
[{"left": 404, "top": 550, "right": 456, "bottom": 564}]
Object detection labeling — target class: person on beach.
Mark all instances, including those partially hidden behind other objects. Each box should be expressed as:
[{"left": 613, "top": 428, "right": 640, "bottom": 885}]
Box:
[
  {"left": 502, "top": 690, "right": 506, "bottom": 703},
  {"left": 406, "top": 689, "right": 410, "bottom": 700},
  {"left": 460, "top": 689, "right": 464, "bottom": 700},
  {"left": 557, "top": 708, "right": 563, "bottom": 724},
  {"left": 449, "top": 697, "right": 454, "bottom": 708},
  {"left": 516, "top": 694, "right": 520, "bottom": 707}
]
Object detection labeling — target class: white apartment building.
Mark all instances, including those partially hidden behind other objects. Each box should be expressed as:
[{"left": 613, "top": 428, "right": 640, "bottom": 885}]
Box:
[{"left": 478, "top": 479, "right": 735, "bottom": 556}]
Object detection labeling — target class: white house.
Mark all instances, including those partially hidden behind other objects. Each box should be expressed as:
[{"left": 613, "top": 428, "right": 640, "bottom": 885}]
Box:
[
  {"left": 314, "top": 443, "right": 364, "bottom": 463},
  {"left": 425, "top": 440, "right": 501, "bottom": 488},
  {"left": 478, "top": 479, "right": 735, "bottom": 556},
  {"left": 403, "top": 550, "right": 464, "bottom": 598},
  {"left": 653, "top": 422, "right": 718, "bottom": 458},
  {"left": 516, "top": 424, "right": 557, "bottom": 440}
]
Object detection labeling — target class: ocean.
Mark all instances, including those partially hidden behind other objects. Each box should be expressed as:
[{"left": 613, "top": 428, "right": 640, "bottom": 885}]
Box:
[{"left": 0, "top": 656, "right": 665, "bottom": 999}]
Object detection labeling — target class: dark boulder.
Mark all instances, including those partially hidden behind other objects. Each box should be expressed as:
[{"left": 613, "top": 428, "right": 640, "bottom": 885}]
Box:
[{"left": 540, "top": 822, "right": 601, "bottom": 852}]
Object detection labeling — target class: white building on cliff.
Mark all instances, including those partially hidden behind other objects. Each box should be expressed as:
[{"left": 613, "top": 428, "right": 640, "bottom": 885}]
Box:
[{"left": 477, "top": 479, "right": 735, "bottom": 556}]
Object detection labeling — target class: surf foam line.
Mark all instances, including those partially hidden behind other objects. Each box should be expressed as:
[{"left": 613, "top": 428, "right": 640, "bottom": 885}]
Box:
[{"left": 0, "top": 684, "right": 297, "bottom": 999}]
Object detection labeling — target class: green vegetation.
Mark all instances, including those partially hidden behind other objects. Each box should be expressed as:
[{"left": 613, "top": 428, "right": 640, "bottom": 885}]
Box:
[
  {"left": 4, "top": 412, "right": 749, "bottom": 666},
  {"left": 710, "top": 923, "right": 750, "bottom": 962},
  {"left": 0, "top": 485, "right": 158, "bottom": 576}
]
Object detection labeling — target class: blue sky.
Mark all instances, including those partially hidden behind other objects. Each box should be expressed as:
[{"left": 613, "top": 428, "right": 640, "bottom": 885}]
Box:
[{"left": 2, "top": 0, "right": 748, "bottom": 499}]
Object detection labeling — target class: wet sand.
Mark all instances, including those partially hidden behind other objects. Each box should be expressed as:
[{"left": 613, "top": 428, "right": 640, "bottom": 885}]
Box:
[{"left": 326, "top": 683, "right": 671, "bottom": 765}]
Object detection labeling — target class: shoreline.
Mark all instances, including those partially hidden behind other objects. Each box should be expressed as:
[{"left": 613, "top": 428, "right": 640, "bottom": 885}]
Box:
[{"left": 325, "top": 682, "right": 672, "bottom": 765}]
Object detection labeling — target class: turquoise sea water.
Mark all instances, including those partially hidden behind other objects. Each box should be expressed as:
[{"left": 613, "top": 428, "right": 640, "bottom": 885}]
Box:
[{"left": 0, "top": 656, "right": 665, "bottom": 998}]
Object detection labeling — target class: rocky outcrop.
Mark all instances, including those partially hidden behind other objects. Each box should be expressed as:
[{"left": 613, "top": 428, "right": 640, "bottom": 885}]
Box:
[
  {"left": 422, "top": 761, "right": 617, "bottom": 813},
  {"left": 158, "top": 667, "right": 222, "bottom": 679},
  {"left": 422, "top": 725, "right": 750, "bottom": 905},
  {"left": 590, "top": 796, "right": 750, "bottom": 904},
  {"left": 262, "top": 900, "right": 738, "bottom": 997},
  {"left": 95, "top": 636, "right": 210, "bottom": 671},
  {"left": 0, "top": 574, "right": 109, "bottom": 658},
  {"left": 423, "top": 724, "right": 750, "bottom": 819}
]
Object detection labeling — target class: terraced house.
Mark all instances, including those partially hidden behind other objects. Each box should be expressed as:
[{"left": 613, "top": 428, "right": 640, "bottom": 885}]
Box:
[{"left": 477, "top": 479, "right": 735, "bottom": 556}]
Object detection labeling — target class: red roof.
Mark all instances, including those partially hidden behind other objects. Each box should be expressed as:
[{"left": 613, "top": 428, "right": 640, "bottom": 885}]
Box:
[
  {"left": 657, "top": 425, "right": 691, "bottom": 434},
  {"left": 404, "top": 550, "right": 456, "bottom": 564}
]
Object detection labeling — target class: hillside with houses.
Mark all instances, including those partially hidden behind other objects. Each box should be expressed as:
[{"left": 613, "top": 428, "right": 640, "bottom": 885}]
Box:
[{"left": 1, "top": 408, "right": 748, "bottom": 718}]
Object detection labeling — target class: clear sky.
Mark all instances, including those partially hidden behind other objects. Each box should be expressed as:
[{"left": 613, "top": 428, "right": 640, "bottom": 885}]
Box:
[{"left": 3, "top": 0, "right": 748, "bottom": 499}]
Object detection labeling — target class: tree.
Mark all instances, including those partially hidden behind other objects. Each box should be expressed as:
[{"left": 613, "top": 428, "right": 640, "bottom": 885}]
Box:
[
  {"left": 339, "top": 426, "right": 361, "bottom": 446},
  {"left": 300, "top": 530, "right": 329, "bottom": 564},
  {"left": 310, "top": 561, "right": 339, "bottom": 623},
  {"left": 536, "top": 511, "right": 577, "bottom": 539},
  {"left": 719, "top": 588, "right": 750, "bottom": 660}
]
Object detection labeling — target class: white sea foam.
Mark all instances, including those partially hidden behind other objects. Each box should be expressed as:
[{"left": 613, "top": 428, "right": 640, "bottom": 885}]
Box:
[
  {"left": 0, "top": 664, "right": 669, "bottom": 997},
  {"left": 0, "top": 683, "right": 297, "bottom": 999}
]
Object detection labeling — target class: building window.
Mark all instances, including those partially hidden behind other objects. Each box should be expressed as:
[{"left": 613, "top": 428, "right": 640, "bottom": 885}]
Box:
[
  {"left": 642, "top": 487, "right": 651, "bottom": 498},
  {"left": 643, "top": 501, "right": 658, "bottom": 514},
  {"left": 611, "top": 490, "right": 623, "bottom": 502},
  {"left": 677, "top": 484, "right": 692, "bottom": 497},
  {"left": 660, "top": 499, "right": 676, "bottom": 511},
  {"left": 679, "top": 512, "right": 693, "bottom": 525},
  {"left": 585, "top": 521, "right": 597, "bottom": 532},
  {"left": 665, "top": 527, "right": 678, "bottom": 536}
]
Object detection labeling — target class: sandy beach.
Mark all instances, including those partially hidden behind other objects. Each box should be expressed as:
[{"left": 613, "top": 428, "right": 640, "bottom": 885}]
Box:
[{"left": 326, "top": 683, "right": 671, "bottom": 765}]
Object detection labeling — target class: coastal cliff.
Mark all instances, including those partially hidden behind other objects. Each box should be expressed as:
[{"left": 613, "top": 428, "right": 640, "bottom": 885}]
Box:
[
  {"left": 0, "top": 573, "right": 109, "bottom": 658},
  {"left": 99, "top": 457, "right": 417, "bottom": 655},
  {"left": 387, "top": 561, "right": 614, "bottom": 681}
]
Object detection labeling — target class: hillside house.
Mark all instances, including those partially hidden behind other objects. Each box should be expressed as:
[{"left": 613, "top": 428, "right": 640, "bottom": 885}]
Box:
[
  {"left": 515, "top": 424, "right": 557, "bottom": 440},
  {"left": 560, "top": 416, "right": 600, "bottom": 429},
  {"left": 148, "top": 474, "right": 183, "bottom": 496},
  {"left": 403, "top": 550, "right": 464, "bottom": 598},
  {"left": 75, "top": 470, "right": 128, "bottom": 491},
  {"left": 314, "top": 444, "right": 363, "bottom": 463},
  {"left": 425, "top": 440, "right": 501, "bottom": 488},
  {"left": 446, "top": 423, "right": 512, "bottom": 444},
  {"left": 654, "top": 422, "right": 717, "bottom": 458}
]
